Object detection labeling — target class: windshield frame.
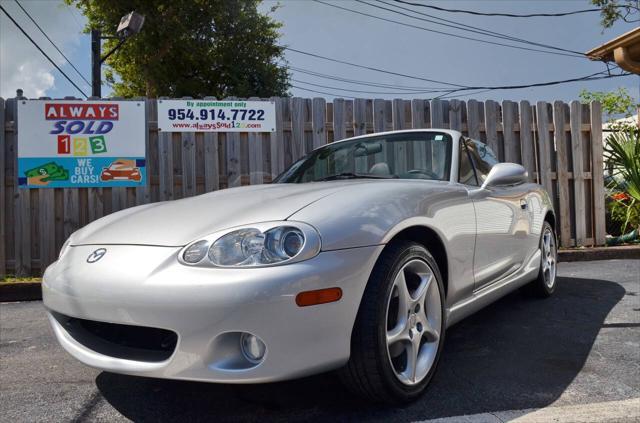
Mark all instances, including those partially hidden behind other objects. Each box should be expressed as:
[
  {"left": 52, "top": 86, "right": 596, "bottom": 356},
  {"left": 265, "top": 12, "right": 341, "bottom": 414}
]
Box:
[{"left": 273, "top": 130, "right": 454, "bottom": 184}]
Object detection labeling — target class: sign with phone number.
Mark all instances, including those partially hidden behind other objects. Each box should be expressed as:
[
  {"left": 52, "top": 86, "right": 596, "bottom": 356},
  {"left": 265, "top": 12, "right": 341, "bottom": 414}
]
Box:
[
  {"left": 157, "top": 99, "right": 276, "bottom": 133},
  {"left": 17, "top": 100, "right": 146, "bottom": 189}
]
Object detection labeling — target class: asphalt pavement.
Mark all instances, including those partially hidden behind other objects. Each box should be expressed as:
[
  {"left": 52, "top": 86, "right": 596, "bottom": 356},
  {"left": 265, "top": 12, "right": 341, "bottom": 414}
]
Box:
[{"left": 1, "top": 260, "right": 639, "bottom": 422}]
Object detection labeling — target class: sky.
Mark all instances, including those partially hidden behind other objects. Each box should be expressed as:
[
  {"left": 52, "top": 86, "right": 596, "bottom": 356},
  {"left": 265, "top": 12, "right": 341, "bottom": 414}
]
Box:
[{"left": 1, "top": 0, "right": 639, "bottom": 104}]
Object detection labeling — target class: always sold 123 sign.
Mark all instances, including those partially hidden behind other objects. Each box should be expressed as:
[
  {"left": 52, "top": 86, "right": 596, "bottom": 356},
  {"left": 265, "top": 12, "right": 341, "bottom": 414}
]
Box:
[{"left": 17, "top": 100, "right": 146, "bottom": 188}]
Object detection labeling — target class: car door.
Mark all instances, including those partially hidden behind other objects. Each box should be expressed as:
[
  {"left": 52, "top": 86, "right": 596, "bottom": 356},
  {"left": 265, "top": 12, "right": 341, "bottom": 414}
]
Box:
[{"left": 462, "top": 138, "right": 532, "bottom": 290}]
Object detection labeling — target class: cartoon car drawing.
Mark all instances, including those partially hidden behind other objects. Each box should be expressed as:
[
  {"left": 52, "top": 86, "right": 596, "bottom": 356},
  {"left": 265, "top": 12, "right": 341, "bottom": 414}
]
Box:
[{"left": 100, "top": 159, "right": 141, "bottom": 182}]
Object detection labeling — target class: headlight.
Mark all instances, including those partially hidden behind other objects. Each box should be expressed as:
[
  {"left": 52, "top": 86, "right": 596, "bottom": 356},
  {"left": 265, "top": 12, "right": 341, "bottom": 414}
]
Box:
[{"left": 179, "top": 222, "right": 321, "bottom": 268}]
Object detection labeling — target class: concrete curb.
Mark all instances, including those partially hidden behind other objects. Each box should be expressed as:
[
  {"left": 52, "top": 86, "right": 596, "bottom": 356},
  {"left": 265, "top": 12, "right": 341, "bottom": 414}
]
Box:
[
  {"left": 0, "top": 282, "right": 42, "bottom": 302},
  {"left": 1, "top": 246, "right": 638, "bottom": 302},
  {"left": 558, "top": 245, "right": 640, "bottom": 262}
]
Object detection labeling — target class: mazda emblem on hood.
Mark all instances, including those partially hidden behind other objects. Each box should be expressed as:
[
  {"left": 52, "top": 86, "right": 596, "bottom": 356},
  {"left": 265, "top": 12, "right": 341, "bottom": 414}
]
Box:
[{"left": 87, "top": 248, "right": 107, "bottom": 263}]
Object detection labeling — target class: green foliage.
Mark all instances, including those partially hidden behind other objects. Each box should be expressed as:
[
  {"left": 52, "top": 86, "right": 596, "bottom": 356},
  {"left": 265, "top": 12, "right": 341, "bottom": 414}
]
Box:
[
  {"left": 605, "top": 128, "right": 640, "bottom": 202},
  {"left": 579, "top": 87, "right": 637, "bottom": 120},
  {"left": 591, "top": 0, "right": 640, "bottom": 29},
  {"left": 66, "top": 0, "right": 290, "bottom": 98},
  {"left": 581, "top": 87, "right": 640, "bottom": 237},
  {"left": 607, "top": 194, "right": 640, "bottom": 235}
]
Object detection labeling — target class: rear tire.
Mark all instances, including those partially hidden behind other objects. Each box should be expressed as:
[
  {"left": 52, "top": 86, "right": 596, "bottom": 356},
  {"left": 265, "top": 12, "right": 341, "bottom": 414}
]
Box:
[
  {"left": 340, "top": 241, "right": 446, "bottom": 403},
  {"left": 524, "top": 221, "right": 557, "bottom": 298}
]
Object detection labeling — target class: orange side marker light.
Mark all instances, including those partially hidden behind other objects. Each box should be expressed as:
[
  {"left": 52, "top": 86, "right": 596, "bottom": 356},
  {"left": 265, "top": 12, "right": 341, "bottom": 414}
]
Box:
[{"left": 295, "top": 287, "right": 343, "bottom": 307}]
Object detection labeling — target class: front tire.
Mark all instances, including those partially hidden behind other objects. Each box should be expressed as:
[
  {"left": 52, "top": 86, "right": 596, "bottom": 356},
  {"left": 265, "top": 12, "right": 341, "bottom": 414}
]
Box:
[
  {"left": 525, "top": 221, "right": 558, "bottom": 297},
  {"left": 340, "top": 241, "right": 446, "bottom": 403}
]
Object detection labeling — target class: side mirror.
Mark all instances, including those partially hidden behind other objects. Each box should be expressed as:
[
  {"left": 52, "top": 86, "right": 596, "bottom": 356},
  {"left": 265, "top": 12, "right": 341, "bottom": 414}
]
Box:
[{"left": 481, "top": 163, "right": 528, "bottom": 189}]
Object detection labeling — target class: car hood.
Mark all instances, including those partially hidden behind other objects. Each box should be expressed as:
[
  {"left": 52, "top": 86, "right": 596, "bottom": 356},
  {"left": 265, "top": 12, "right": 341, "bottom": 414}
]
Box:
[{"left": 70, "top": 182, "right": 364, "bottom": 246}]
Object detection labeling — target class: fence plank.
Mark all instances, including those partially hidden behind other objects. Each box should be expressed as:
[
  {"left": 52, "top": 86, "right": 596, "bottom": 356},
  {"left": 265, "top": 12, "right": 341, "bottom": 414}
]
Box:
[
  {"left": 137, "top": 98, "right": 152, "bottom": 204},
  {"left": 553, "top": 101, "right": 571, "bottom": 247},
  {"left": 590, "top": 101, "right": 606, "bottom": 246},
  {"left": 333, "top": 98, "right": 346, "bottom": 141},
  {"left": 182, "top": 131, "right": 196, "bottom": 196},
  {"left": 430, "top": 99, "right": 444, "bottom": 128},
  {"left": 392, "top": 99, "right": 408, "bottom": 171},
  {"left": 519, "top": 101, "right": 535, "bottom": 181},
  {"left": 269, "top": 97, "right": 284, "bottom": 177},
  {"left": 570, "top": 101, "right": 587, "bottom": 245},
  {"left": 63, "top": 189, "right": 79, "bottom": 242},
  {"left": 248, "top": 96, "right": 263, "bottom": 185},
  {"left": 484, "top": 100, "right": 500, "bottom": 156},
  {"left": 0, "top": 98, "right": 5, "bottom": 278},
  {"left": 466, "top": 99, "right": 481, "bottom": 139},
  {"left": 352, "top": 98, "right": 368, "bottom": 172},
  {"left": 157, "top": 99, "right": 174, "bottom": 200},
  {"left": 312, "top": 97, "right": 327, "bottom": 148},
  {"left": 39, "top": 189, "right": 55, "bottom": 274},
  {"left": 291, "top": 97, "right": 306, "bottom": 160},
  {"left": 411, "top": 99, "right": 429, "bottom": 169},
  {"left": 202, "top": 96, "right": 219, "bottom": 192},
  {"left": 449, "top": 99, "right": 463, "bottom": 132},
  {"left": 535, "top": 102, "right": 553, "bottom": 196},
  {"left": 8, "top": 98, "right": 30, "bottom": 277},
  {"left": 502, "top": 100, "right": 520, "bottom": 164},
  {"left": 373, "top": 99, "right": 386, "bottom": 133},
  {"left": 353, "top": 98, "right": 366, "bottom": 137}
]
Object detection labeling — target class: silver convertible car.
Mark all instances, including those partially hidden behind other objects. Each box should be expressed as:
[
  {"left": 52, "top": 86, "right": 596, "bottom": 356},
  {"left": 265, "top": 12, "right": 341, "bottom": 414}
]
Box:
[{"left": 43, "top": 129, "right": 557, "bottom": 403}]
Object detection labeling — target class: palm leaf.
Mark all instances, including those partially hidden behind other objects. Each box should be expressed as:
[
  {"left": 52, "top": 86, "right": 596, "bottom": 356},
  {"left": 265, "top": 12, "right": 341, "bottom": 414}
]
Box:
[{"left": 604, "top": 128, "right": 640, "bottom": 202}]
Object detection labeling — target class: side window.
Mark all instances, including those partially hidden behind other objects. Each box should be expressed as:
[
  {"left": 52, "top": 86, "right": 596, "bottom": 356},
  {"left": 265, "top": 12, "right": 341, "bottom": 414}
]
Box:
[
  {"left": 465, "top": 139, "right": 499, "bottom": 184},
  {"left": 458, "top": 138, "right": 478, "bottom": 186}
]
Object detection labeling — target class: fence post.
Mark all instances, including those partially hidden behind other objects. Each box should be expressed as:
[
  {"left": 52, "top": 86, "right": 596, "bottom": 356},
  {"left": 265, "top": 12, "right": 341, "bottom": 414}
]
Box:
[
  {"left": 590, "top": 101, "right": 606, "bottom": 246},
  {"left": 9, "top": 97, "right": 31, "bottom": 277},
  {"left": 248, "top": 97, "right": 263, "bottom": 185},
  {"left": 180, "top": 97, "right": 196, "bottom": 196},
  {"left": 570, "top": 101, "right": 587, "bottom": 246},
  {"left": 0, "top": 98, "right": 5, "bottom": 279},
  {"left": 535, "top": 102, "right": 553, "bottom": 196},
  {"left": 553, "top": 101, "right": 572, "bottom": 247},
  {"left": 519, "top": 101, "right": 535, "bottom": 181},
  {"left": 502, "top": 100, "right": 520, "bottom": 164}
]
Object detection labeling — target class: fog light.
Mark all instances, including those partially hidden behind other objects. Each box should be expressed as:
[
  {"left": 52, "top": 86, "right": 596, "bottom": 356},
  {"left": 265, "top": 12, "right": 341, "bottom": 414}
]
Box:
[{"left": 240, "top": 333, "right": 266, "bottom": 363}]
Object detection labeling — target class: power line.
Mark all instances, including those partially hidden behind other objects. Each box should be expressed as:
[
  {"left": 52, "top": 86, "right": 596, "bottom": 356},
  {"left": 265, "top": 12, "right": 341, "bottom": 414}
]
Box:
[
  {"left": 285, "top": 47, "right": 470, "bottom": 87},
  {"left": 293, "top": 79, "right": 450, "bottom": 95},
  {"left": 291, "top": 67, "right": 452, "bottom": 90},
  {"left": 14, "top": 0, "right": 91, "bottom": 87},
  {"left": 367, "top": 0, "right": 585, "bottom": 56},
  {"left": 391, "top": 0, "right": 604, "bottom": 18},
  {"left": 312, "top": 0, "right": 584, "bottom": 58},
  {"left": 286, "top": 47, "right": 631, "bottom": 95},
  {"left": 0, "top": 4, "right": 88, "bottom": 98},
  {"left": 440, "top": 71, "right": 631, "bottom": 95},
  {"left": 291, "top": 84, "right": 356, "bottom": 99}
]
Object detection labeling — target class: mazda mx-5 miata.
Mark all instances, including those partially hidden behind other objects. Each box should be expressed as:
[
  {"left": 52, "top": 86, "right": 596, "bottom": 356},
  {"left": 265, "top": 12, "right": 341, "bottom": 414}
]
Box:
[{"left": 43, "top": 129, "right": 558, "bottom": 403}]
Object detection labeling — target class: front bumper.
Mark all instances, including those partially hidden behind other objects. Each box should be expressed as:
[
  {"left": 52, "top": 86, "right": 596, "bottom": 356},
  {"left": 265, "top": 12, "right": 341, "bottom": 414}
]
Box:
[{"left": 43, "top": 244, "right": 383, "bottom": 383}]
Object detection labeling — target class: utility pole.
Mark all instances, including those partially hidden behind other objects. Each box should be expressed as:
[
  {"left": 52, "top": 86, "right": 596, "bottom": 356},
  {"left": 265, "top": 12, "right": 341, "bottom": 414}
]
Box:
[
  {"left": 89, "top": 12, "right": 145, "bottom": 99},
  {"left": 91, "top": 29, "right": 101, "bottom": 98}
]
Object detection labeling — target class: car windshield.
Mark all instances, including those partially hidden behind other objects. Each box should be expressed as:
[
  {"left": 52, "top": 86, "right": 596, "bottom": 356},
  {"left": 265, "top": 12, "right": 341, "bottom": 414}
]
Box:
[{"left": 274, "top": 132, "right": 452, "bottom": 183}]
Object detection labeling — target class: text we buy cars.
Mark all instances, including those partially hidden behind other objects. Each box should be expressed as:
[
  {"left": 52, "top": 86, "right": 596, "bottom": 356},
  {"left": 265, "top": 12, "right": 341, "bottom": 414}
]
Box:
[{"left": 17, "top": 100, "right": 147, "bottom": 189}]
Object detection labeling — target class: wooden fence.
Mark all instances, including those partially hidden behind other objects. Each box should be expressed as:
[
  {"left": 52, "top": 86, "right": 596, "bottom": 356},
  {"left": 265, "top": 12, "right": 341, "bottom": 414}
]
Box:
[{"left": 1, "top": 96, "right": 605, "bottom": 277}]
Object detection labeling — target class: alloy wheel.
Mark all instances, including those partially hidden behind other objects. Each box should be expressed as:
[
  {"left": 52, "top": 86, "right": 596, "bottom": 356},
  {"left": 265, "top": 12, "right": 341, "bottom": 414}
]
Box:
[
  {"left": 542, "top": 228, "right": 557, "bottom": 289},
  {"left": 385, "top": 259, "right": 442, "bottom": 386}
]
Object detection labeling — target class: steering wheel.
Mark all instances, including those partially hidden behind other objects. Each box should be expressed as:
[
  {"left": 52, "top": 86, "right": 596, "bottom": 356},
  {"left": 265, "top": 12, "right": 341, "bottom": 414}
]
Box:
[{"left": 407, "top": 169, "right": 439, "bottom": 180}]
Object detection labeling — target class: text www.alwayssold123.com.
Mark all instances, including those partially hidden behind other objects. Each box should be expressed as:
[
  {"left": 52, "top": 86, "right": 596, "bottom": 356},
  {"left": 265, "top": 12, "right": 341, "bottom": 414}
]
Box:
[{"left": 169, "top": 121, "right": 264, "bottom": 130}]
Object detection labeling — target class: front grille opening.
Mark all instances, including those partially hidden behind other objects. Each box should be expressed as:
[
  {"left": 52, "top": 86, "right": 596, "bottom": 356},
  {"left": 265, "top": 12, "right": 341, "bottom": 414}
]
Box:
[{"left": 52, "top": 312, "right": 177, "bottom": 362}]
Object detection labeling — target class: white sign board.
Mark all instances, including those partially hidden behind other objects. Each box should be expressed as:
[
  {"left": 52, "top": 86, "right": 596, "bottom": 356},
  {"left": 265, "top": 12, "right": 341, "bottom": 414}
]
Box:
[
  {"left": 17, "top": 100, "right": 146, "bottom": 188},
  {"left": 157, "top": 99, "right": 276, "bottom": 132}
]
